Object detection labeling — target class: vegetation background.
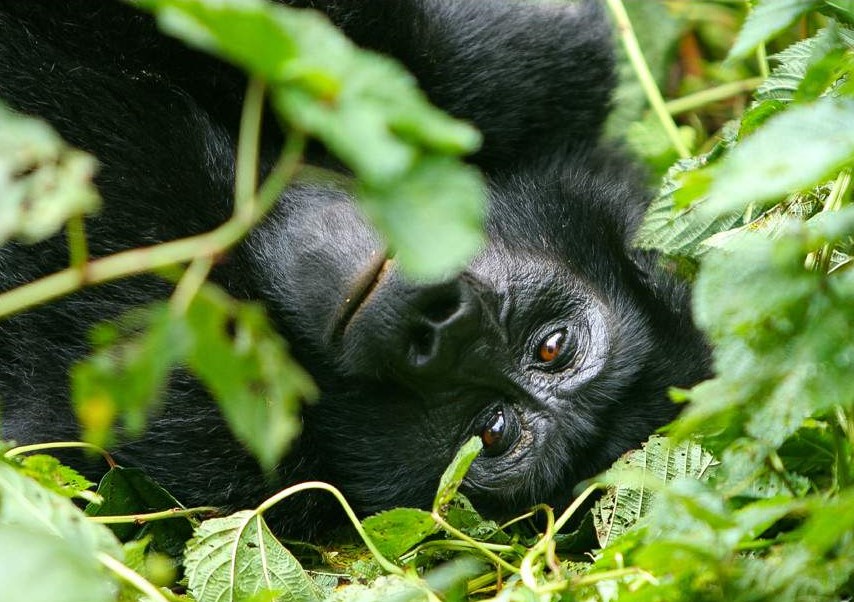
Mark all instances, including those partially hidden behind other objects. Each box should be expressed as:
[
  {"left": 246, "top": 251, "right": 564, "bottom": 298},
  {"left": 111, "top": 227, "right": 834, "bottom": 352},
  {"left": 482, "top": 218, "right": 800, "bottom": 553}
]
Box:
[{"left": 1, "top": 0, "right": 854, "bottom": 601}]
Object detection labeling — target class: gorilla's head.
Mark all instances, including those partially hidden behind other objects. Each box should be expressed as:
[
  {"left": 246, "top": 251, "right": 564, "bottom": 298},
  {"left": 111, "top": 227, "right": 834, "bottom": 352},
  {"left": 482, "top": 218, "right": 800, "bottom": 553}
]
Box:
[{"left": 243, "top": 147, "right": 709, "bottom": 519}]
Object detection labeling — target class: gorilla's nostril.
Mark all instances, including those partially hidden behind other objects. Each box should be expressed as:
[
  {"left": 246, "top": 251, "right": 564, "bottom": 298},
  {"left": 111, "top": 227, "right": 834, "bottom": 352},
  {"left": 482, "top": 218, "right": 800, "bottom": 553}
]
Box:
[
  {"left": 421, "top": 289, "right": 462, "bottom": 324},
  {"left": 409, "top": 324, "right": 436, "bottom": 366}
]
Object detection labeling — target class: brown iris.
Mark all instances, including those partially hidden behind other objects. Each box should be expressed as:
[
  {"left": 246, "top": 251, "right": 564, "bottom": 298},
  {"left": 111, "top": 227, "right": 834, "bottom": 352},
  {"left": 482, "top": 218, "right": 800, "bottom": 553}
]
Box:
[{"left": 537, "top": 329, "right": 566, "bottom": 363}]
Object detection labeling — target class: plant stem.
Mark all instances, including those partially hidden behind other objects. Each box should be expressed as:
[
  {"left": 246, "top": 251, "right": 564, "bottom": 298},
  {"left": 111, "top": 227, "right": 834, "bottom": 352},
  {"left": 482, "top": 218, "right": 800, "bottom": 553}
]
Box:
[
  {"left": 519, "top": 505, "right": 556, "bottom": 590},
  {"left": 4, "top": 440, "right": 116, "bottom": 467},
  {"left": 573, "top": 567, "right": 660, "bottom": 587},
  {"left": 0, "top": 222, "right": 239, "bottom": 318},
  {"left": 0, "top": 134, "right": 305, "bottom": 320},
  {"left": 98, "top": 552, "right": 172, "bottom": 602},
  {"left": 834, "top": 406, "right": 852, "bottom": 488},
  {"left": 605, "top": 0, "right": 690, "bottom": 159},
  {"left": 257, "top": 131, "right": 307, "bottom": 213},
  {"left": 756, "top": 43, "right": 770, "bottom": 80},
  {"left": 234, "top": 78, "right": 266, "bottom": 222},
  {"left": 805, "top": 169, "right": 852, "bottom": 272},
  {"left": 170, "top": 256, "right": 213, "bottom": 315},
  {"left": 553, "top": 482, "right": 601, "bottom": 532},
  {"left": 664, "top": 77, "right": 765, "bottom": 115},
  {"left": 255, "top": 480, "right": 405, "bottom": 576},
  {"left": 90, "top": 506, "right": 220, "bottom": 525},
  {"left": 66, "top": 214, "right": 89, "bottom": 271},
  {"left": 431, "top": 511, "right": 520, "bottom": 574}
]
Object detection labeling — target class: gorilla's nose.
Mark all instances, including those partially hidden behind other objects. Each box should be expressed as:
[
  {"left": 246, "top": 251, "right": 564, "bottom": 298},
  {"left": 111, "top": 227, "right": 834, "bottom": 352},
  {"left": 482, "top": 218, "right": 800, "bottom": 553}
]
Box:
[
  {"left": 405, "top": 279, "right": 483, "bottom": 371},
  {"left": 339, "top": 270, "right": 490, "bottom": 379}
]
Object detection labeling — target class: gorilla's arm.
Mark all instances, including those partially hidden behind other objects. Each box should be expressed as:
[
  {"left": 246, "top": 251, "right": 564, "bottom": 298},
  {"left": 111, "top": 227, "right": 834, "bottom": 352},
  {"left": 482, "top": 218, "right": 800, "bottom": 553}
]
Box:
[
  {"left": 289, "top": 0, "right": 616, "bottom": 166},
  {"left": 1, "top": 0, "right": 614, "bottom": 167}
]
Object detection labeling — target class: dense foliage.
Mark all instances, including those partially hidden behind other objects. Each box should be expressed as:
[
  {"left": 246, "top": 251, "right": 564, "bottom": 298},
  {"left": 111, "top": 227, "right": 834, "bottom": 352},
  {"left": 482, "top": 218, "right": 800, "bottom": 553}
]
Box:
[{"left": 1, "top": 0, "right": 854, "bottom": 600}]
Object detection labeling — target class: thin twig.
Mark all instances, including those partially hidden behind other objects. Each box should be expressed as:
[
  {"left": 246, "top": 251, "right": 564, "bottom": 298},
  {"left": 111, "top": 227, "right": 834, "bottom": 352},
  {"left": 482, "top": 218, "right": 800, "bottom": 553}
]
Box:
[
  {"left": 665, "top": 77, "right": 765, "bottom": 116},
  {"left": 605, "top": 0, "right": 690, "bottom": 159}
]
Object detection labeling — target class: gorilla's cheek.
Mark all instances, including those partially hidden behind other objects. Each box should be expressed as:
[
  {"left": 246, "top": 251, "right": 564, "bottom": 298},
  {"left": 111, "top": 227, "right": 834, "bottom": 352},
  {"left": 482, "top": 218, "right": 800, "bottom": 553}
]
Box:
[{"left": 243, "top": 186, "right": 385, "bottom": 350}]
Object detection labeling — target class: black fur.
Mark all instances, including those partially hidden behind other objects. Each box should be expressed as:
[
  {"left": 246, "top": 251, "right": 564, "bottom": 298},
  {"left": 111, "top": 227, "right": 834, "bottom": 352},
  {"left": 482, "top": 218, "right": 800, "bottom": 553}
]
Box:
[{"left": 0, "top": 0, "right": 709, "bottom": 535}]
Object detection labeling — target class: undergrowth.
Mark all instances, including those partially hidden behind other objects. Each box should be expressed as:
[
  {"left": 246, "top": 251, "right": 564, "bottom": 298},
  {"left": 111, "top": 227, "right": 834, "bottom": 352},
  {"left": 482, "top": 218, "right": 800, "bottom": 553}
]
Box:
[{"left": 1, "top": 0, "right": 854, "bottom": 600}]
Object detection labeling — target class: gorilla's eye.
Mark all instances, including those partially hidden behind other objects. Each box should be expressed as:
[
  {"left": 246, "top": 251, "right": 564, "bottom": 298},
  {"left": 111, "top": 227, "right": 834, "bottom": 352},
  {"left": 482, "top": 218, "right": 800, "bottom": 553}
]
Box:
[
  {"left": 534, "top": 328, "right": 579, "bottom": 371},
  {"left": 479, "top": 408, "right": 516, "bottom": 457},
  {"left": 537, "top": 329, "right": 567, "bottom": 363}
]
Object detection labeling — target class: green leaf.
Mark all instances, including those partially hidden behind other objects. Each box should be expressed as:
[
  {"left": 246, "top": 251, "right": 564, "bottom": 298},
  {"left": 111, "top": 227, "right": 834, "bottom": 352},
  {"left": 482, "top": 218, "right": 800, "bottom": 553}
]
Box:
[
  {"left": 738, "top": 99, "right": 788, "bottom": 137},
  {"left": 824, "top": 0, "right": 854, "bottom": 23},
  {"left": 0, "top": 102, "right": 100, "bottom": 245},
  {"left": 0, "top": 461, "right": 123, "bottom": 558},
  {"left": 0, "top": 461, "right": 122, "bottom": 601},
  {"left": 755, "top": 26, "right": 854, "bottom": 101},
  {"left": 361, "top": 508, "right": 437, "bottom": 559},
  {"left": 121, "top": 536, "right": 152, "bottom": 575},
  {"left": 185, "top": 286, "right": 316, "bottom": 472},
  {"left": 134, "top": 0, "right": 480, "bottom": 172},
  {"left": 358, "top": 157, "right": 485, "bottom": 279},
  {"left": 800, "top": 489, "right": 854, "bottom": 554},
  {"left": 433, "top": 436, "right": 483, "bottom": 512},
  {"left": 185, "top": 510, "right": 320, "bottom": 602},
  {"left": 635, "top": 149, "right": 741, "bottom": 261},
  {"left": 15, "top": 454, "right": 96, "bottom": 500},
  {"left": 326, "top": 575, "right": 427, "bottom": 602},
  {"left": 135, "top": 0, "right": 485, "bottom": 278},
  {"left": 715, "top": 439, "right": 811, "bottom": 499},
  {"left": 72, "top": 283, "right": 312, "bottom": 471},
  {"left": 423, "top": 557, "right": 485, "bottom": 599},
  {"left": 593, "top": 437, "right": 718, "bottom": 547},
  {"left": 72, "top": 303, "right": 188, "bottom": 447},
  {"left": 728, "top": 0, "right": 820, "bottom": 60},
  {"left": 705, "top": 98, "right": 854, "bottom": 214},
  {"left": 443, "top": 495, "right": 508, "bottom": 543},
  {"left": 85, "top": 467, "right": 194, "bottom": 557},
  {"left": 672, "top": 213, "right": 854, "bottom": 458},
  {"left": 795, "top": 47, "right": 849, "bottom": 102},
  {"left": 0, "top": 525, "right": 117, "bottom": 602}
]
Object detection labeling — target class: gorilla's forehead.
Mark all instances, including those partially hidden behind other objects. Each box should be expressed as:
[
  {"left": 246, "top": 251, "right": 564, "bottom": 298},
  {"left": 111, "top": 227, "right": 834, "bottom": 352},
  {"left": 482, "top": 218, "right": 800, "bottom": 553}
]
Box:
[
  {"left": 483, "top": 147, "right": 648, "bottom": 259},
  {"left": 468, "top": 246, "right": 602, "bottom": 318}
]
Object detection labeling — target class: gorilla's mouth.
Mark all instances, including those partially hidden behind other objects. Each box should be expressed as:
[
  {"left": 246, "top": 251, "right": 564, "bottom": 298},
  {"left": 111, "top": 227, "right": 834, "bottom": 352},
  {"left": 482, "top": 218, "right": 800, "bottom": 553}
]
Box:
[{"left": 332, "top": 251, "right": 390, "bottom": 339}]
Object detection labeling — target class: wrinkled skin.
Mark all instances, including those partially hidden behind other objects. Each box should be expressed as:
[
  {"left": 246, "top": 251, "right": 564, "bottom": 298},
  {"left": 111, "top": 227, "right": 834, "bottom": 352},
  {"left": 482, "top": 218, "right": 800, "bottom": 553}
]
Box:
[{"left": 0, "top": 0, "right": 709, "bottom": 536}]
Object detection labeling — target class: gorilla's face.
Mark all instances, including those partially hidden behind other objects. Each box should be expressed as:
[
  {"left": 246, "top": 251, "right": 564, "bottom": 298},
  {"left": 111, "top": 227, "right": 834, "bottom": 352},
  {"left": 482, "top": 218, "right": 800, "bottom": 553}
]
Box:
[{"left": 243, "top": 150, "right": 709, "bottom": 519}]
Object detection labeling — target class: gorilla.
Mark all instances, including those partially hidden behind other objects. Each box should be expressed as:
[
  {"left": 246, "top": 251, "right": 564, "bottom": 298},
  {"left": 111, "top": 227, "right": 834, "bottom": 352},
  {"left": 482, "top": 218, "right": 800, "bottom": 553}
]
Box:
[{"left": 0, "top": 0, "right": 709, "bottom": 535}]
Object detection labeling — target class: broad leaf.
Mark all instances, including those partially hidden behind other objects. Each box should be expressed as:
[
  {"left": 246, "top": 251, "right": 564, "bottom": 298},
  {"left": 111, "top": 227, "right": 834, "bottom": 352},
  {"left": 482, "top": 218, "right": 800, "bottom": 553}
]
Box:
[
  {"left": 0, "top": 461, "right": 122, "bottom": 557},
  {"left": 358, "top": 156, "right": 485, "bottom": 279},
  {"left": 85, "top": 466, "right": 194, "bottom": 557},
  {"left": 635, "top": 153, "right": 741, "bottom": 261},
  {"left": 185, "top": 510, "right": 319, "bottom": 602},
  {"left": 443, "top": 495, "right": 508, "bottom": 543},
  {"left": 433, "top": 436, "right": 483, "bottom": 512},
  {"left": 0, "top": 525, "right": 117, "bottom": 602},
  {"left": 705, "top": 98, "right": 854, "bottom": 214},
  {"left": 673, "top": 211, "right": 854, "bottom": 462},
  {"left": 728, "top": 0, "right": 820, "bottom": 60},
  {"left": 756, "top": 26, "right": 854, "bottom": 102},
  {"left": 0, "top": 461, "right": 122, "bottom": 601},
  {"left": 72, "top": 303, "right": 188, "bottom": 447},
  {"left": 135, "top": 0, "right": 485, "bottom": 278},
  {"left": 361, "top": 508, "right": 436, "bottom": 559},
  {"left": 185, "top": 287, "right": 315, "bottom": 472},
  {"left": 15, "top": 454, "right": 96, "bottom": 501},
  {"left": 593, "top": 437, "right": 717, "bottom": 548}
]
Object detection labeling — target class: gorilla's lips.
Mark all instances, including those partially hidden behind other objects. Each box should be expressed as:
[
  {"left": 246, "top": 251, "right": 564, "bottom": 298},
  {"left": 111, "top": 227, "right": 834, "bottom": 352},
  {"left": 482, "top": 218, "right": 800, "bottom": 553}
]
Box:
[{"left": 332, "top": 251, "right": 390, "bottom": 339}]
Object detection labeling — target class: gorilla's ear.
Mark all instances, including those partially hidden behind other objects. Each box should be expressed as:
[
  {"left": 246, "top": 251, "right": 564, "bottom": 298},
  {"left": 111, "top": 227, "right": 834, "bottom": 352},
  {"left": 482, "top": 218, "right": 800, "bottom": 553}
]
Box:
[{"left": 290, "top": 0, "right": 616, "bottom": 168}]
